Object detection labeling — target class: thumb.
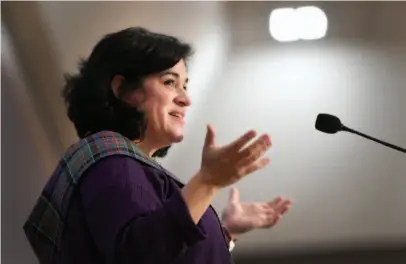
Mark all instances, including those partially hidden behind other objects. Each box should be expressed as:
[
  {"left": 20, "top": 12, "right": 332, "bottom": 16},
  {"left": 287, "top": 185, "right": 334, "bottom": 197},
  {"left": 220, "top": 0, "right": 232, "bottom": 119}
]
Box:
[
  {"left": 204, "top": 124, "right": 216, "bottom": 148},
  {"left": 228, "top": 187, "right": 240, "bottom": 204}
]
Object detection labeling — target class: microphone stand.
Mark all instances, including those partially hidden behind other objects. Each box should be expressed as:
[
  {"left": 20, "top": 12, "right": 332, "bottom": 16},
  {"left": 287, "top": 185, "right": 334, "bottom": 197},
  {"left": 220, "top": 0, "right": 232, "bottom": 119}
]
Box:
[{"left": 341, "top": 125, "right": 406, "bottom": 153}]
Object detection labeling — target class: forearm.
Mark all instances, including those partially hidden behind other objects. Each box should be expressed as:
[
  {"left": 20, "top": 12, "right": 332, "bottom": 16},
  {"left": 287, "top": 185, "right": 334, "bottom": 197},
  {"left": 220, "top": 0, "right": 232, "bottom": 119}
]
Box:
[{"left": 181, "top": 170, "right": 219, "bottom": 224}]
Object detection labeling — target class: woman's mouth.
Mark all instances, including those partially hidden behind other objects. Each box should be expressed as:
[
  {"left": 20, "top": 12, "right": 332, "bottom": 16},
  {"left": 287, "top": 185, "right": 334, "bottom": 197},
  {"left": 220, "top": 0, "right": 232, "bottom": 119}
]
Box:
[{"left": 169, "top": 111, "right": 185, "bottom": 123}]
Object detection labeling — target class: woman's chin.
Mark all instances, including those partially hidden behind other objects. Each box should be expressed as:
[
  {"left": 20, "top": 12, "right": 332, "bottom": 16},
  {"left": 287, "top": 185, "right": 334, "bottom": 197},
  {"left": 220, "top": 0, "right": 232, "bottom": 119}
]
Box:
[
  {"left": 163, "top": 126, "right": 185, "bottom": 143},
  {"left": 168, "top": 133, "right": 184, "bottom": 143}
]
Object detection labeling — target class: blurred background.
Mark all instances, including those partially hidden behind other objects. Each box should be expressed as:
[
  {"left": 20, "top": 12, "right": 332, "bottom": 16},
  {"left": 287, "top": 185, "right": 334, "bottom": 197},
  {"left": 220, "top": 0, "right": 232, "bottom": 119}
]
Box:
[{"left": 2, "top": 1, "right": 406, "bottom": 263}]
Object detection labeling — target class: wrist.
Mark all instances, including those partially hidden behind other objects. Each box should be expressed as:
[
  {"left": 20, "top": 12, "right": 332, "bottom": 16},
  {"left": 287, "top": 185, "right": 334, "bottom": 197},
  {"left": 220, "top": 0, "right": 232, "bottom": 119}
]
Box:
[
  {"left": 193, "top": 169, "right": 221, "bottom": 193},
  {"left": 181, "top": 171, "right": 219, "bottom": 224},
  {"left": 183, "top": 171, "right": 219, "bottom": 200},
  {"left": 222, "top": 222, "right": 238, "bottom": 241},
  {"left": 222, "top": 224, "right": 238, "bottom": 252}
]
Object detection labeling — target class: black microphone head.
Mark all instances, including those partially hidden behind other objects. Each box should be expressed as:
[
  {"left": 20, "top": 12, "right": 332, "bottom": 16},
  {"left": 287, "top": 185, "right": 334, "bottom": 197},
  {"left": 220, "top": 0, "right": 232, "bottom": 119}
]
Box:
[{"left": 315, "top": 113, "right": 343, "bottom": 134}]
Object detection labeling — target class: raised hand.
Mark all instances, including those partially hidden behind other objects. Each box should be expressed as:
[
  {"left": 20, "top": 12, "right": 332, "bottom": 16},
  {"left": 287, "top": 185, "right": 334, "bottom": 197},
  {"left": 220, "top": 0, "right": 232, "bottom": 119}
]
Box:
[
  {"left": 222, "top": 188, "right": 292, "bottom": 236},
  {"left": 199, "top": 125, "right": 272, "bottom": 189}
]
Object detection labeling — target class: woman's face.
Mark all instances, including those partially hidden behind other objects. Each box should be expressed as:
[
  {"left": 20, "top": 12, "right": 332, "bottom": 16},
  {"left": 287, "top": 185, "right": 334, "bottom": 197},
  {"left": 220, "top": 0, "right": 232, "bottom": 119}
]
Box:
[{"left": 126, "top": 59, "right": 191, "bottom": 148}]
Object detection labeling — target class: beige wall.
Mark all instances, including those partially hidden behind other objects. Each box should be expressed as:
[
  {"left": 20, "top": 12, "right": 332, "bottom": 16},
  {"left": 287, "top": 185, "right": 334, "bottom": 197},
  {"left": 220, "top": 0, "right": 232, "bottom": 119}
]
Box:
[{"left": 2, "top": 22, "right": 58, "bottom": 264}]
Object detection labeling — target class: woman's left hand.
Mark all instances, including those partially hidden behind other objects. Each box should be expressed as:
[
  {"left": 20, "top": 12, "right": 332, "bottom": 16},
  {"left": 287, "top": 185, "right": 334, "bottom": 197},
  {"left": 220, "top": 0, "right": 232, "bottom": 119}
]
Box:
[{"left": 221, "top": 188, "right": 293, "bottom": 238}]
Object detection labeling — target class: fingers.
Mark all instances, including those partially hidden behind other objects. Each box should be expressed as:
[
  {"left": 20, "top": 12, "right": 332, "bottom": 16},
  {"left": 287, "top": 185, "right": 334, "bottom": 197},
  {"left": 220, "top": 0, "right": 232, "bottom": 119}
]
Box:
[
  {"left": 228, "top": 188, "right": 240, "bottom": 204},
  {"left": 261, "top": 199, "right": 292, "bottom": 228},
  {"left": 227, "top": 130, "right": 257, "bottom": 152},
  {"left": 265, "top": 214, "right": 281, "bottom": 228},
  {"left": 256, "top": 211, "right": 280, "bottom": 228},
  {"left": 237, "top": 134, "right": 271, "bottom": 166},
  {"left": 209, "top": 129, "right": 272, "bottom": 184},
  {"left": 281, "top": 199, "right": 293, "bottom": 213},
  {"left": 242, "top": 157, "right": 271, "bottom": 175},
  {"left": 268, "top": 196, "right": 283, "bottom": 208},
  {"left": 268, "top": 197, "right": 293, "bottom": 214},
  {"left": 204, "top": 124, "right": 216, "bottom": 148}
]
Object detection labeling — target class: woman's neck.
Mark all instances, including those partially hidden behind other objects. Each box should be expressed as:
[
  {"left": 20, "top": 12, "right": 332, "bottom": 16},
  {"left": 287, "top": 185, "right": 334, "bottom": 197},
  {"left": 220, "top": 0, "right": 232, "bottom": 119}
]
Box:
[
  {"left": 135, "top": 138, "right": 164, "bottom": 157},
  {"left": 135, "top": 141, "right": 155, "bottom": 157}
]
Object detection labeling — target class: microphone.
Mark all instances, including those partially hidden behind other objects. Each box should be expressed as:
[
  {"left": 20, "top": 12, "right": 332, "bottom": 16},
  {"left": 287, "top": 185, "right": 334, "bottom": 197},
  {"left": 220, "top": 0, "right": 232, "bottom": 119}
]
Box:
[{"left": 315, "top": 113, "right": 406, "bottom": 153}]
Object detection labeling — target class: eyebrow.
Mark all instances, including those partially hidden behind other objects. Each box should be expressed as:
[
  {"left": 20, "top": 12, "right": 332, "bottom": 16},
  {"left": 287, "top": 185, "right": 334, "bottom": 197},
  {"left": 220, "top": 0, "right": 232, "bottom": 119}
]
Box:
[{"left": 160, "top": 71, "right": 189, "bottom": 84}]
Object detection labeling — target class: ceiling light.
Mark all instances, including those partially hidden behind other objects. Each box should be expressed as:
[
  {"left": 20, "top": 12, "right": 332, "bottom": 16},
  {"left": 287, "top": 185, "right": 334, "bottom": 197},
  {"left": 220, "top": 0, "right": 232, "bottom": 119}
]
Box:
[{"left": 269, "top": 6, "right": 328, "bottom": 42}]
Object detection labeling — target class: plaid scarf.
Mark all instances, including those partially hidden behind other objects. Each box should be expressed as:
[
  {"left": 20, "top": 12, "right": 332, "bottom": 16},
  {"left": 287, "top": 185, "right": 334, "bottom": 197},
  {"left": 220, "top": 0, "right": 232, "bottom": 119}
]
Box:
[{"left": 23, "top": 131, "right": 174, "bottom": 263}]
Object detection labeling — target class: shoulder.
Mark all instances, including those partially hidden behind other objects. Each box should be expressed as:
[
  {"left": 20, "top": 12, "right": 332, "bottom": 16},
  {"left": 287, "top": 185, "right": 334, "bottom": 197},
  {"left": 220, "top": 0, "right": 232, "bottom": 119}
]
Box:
[
  {"left": 86, "top": 155, "right": 145, "bottom": 175},
  {"left": 79, "top": 155, "right": 170, "bottom": 212},
  {"left": 80, "top": 155, "right": 155, "bottom": 194}
]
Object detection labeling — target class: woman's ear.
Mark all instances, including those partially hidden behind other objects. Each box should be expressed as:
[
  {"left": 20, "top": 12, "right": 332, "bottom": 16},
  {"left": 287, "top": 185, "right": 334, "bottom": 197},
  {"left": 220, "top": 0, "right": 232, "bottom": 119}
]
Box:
[{"left": 111, "top": 75, "right": 125, "bottom": 98}]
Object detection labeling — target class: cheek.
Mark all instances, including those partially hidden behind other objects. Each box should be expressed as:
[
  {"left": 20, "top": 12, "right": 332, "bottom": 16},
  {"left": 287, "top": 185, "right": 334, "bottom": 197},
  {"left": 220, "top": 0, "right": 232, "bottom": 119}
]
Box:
[
  {"left": 144, "top": 94, "right": 167, "bottom": 112},
  {"left": 142, "top": 95, "right": 171, "bottom": 126},
  {"left": 125, "top": 87, "right": 172, "bottom": 123},
  {"left": 125, "top": 90, "right": 162, "bottom": 112},
  {"left": 146, "top": 89, "right": 172, "bottom": 112}
]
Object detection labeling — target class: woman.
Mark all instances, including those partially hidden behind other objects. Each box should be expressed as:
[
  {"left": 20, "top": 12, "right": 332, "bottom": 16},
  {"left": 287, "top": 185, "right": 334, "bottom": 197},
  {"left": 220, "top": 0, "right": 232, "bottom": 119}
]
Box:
[{"left": 24, "top": 27, "right": 292, "bottom": 264}]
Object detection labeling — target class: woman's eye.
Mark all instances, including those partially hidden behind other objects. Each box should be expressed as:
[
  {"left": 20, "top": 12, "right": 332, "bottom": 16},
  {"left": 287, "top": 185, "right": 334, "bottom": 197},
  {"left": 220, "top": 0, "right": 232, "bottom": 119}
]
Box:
[
  {"left": 164, "top": 79, "right": 175, "bottom": 86},
  {"left": 163, "top": 79, "right": 187, "bottom": 90}
]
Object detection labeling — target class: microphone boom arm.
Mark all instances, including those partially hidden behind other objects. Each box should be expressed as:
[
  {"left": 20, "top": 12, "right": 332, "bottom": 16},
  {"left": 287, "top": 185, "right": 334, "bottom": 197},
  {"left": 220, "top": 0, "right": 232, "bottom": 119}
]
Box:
[{"left": 342, "top": 126, "right": 406, "bottom": 153}]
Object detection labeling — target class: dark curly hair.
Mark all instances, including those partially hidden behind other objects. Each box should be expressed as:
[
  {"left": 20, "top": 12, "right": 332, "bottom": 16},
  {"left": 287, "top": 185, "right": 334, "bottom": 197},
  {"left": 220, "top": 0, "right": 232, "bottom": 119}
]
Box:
[{"left": 62, "top": 27, "right": 193, "bottom": 157}]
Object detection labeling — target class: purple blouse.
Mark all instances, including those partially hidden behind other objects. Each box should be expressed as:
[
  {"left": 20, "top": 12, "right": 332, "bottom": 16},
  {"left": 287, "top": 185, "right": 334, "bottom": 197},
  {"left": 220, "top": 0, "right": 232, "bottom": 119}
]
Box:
[{"left": 59, "top": 155, "right": 234, "bottom": 264}]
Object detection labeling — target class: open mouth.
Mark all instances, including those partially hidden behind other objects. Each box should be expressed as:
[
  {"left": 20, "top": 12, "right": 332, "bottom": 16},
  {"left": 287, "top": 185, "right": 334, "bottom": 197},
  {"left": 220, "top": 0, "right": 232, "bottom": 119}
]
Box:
[
  {"left": 169, "top": 112, "right": 185, "bottom": 123},
  {"left": 169, "top": 112, "right": 183, "bottom": 119}
]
